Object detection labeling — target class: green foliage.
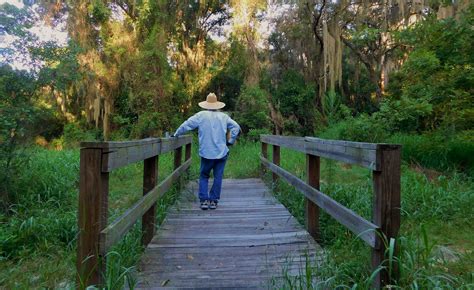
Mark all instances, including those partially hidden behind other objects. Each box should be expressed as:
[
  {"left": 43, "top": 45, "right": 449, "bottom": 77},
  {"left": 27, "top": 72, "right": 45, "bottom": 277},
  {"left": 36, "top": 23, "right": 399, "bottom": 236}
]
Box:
[
  {"left": 88, "top": 0, "right": 111, "bottom": 24},
  {"left": 235, "top": 85, "right": 271, "bottom": 133},
  {"left": 320, "top": 114, "right": 389, "bottom": 143},
  {"left": 375, "top": 96, "right": 433, "bottom": 133},
  {"left": 206, "top": 40, "right": 247, "bottom": 111},
  {"left": 0, "top": 66, "right": 38, "bottom": 208},
  {"left": 389, "top": 9, "right": 474, "bottom": 132},
  {"left": 389, "top": 131, "right": 474, "bottom": 174},
  {"left": 272, "top": 70, "right": 316, "bottom": 135},
  {"left": 62, "top": 122, "right": 99, "bottom": 148}
]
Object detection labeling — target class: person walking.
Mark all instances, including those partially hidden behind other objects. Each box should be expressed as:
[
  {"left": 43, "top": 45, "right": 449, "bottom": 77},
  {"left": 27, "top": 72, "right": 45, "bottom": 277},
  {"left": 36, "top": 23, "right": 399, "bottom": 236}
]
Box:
[{"left": 172, "top": 93, "right": 241, "bottom": 210}]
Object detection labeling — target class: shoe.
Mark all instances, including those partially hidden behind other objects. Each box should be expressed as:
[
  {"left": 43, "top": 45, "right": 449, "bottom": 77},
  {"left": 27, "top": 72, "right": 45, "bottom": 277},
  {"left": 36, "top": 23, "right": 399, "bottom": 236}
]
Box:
[
  {"left": 209, "top": 201, "right": 217, "bottom": 210},
  {"left": 200, "top": 200, "right": 209, "bottom": 210}
]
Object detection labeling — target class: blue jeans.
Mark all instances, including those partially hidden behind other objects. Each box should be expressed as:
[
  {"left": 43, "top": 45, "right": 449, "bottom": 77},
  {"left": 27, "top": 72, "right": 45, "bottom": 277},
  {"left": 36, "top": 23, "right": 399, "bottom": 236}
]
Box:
[{"left": 199, "top": 154, "right": 228, "bottom": 202}]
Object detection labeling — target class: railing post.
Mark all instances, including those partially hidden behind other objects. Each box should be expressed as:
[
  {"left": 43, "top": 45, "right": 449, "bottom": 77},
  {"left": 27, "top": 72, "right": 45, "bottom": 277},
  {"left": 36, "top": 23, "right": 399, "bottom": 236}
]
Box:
[
  {"left": 306, "top": 153, "right": 320, "bottom": 242},
  {"left": 185, "top": 142, "right": 192, "bottom": 161},
  {"left": 272, "top": 144, "right": 280, "bottom": 183},
  {"left": 142, "top": 155, "right": 158, "bottom": 246},
  {"left": 372, "top": 146, "right": 401, "bottom": 288},
  {"left": 77, "top": 148, "right": 109, "bottom": 287},
  {"left": 261, "top": 142, "right": 268, "bottom": 173},
  {"left": 174, "top": 145, "right": 183, "bottom": 187}
]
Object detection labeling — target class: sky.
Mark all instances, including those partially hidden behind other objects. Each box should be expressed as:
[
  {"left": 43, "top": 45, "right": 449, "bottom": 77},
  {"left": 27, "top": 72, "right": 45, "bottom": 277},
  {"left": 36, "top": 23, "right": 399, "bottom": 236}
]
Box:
[{"left": 0, "top": 0, "right": 68, "bottom": 71}]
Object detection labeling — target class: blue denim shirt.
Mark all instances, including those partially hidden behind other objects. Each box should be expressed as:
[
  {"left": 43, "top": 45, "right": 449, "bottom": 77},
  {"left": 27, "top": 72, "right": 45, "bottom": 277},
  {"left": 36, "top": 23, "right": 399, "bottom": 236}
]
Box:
[{"left": 173, "top": 110, "right": 241, "bottom": 159}]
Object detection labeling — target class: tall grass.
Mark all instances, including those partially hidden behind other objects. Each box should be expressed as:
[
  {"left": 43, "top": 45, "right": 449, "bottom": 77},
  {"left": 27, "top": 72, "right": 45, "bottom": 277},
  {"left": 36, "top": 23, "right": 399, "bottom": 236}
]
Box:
[
  {"left": 0, "top": 139, "right": 472, "bottom": 288},
  {"left": 0, "top": 146, "right": 185, "bottom": 288},
  {"left": 263, "top": 145, "right": 474, "bottom": 289}
]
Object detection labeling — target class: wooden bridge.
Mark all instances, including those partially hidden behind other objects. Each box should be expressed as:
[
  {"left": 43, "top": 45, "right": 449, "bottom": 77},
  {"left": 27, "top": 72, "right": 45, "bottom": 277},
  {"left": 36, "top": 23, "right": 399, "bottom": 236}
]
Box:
[{"left": 77, "top": 135, "right": 401, "bottom": 289}]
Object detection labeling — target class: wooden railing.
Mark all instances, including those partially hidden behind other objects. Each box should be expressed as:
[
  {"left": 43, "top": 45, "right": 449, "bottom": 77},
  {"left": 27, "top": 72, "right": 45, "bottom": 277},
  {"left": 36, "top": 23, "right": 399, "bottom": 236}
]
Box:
[
  {"left": 260, "top": 135, "right": 401, "bottom": 288},
  {"left": 77, "top": 136, "right": 192, "bottom": 287}
]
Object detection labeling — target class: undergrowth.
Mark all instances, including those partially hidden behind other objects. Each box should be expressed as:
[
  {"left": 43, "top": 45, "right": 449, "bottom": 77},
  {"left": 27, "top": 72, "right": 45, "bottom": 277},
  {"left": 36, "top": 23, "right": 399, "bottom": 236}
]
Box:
[{"left": 0, "top": 140, "right": 472, "bottom": 289}]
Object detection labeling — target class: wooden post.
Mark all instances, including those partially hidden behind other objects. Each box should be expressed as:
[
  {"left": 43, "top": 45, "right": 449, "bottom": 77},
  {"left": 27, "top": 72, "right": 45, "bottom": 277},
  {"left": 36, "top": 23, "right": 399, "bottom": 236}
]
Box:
[
  {"left": 77, "top": 148, "right": 109, "bottom": 287},
  {"left": 306, "top": 154, "right": 320, "bottom": 242},
  {"left": 174, "top": 146, "right": 183, "bottom": 187},
  {"left": 372, "top": 146, "right": 401, "bottom": 288},
  {"left": 142, "top": 155, "right": 158, "bottom": 246},
  {"left": 272, "top": 145, "right": 280, "bottom": 183},
  {"left": 185, "top": 143, "right": 192, "bottom": 161},
  {"left": 261, "top": 142, "right": 268, "bottom": 173}
]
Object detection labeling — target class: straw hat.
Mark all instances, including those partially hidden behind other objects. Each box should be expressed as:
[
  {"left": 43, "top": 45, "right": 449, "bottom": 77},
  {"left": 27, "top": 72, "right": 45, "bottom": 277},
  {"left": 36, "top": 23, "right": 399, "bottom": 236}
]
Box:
[{"left": 199, "top": 93, "right": 225, "bottom": 110}]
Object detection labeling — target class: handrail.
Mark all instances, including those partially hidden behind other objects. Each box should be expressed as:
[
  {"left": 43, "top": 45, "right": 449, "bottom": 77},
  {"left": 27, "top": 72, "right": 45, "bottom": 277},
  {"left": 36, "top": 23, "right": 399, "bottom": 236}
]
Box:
[
  {"left": 77, "top": 136, "right": 192, "bottom": 287},
  {"left": 260, "top": 134, "right": 401, "bottom": 289}
]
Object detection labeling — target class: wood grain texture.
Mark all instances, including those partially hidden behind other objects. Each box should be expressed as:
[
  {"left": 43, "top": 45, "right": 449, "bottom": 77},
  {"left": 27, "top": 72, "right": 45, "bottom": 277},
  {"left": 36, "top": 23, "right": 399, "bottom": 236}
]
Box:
[
  {"left": 77, "top": 148, "right": 109, "bottom": 286},
  {"left": 261, "top": 156, "right": 378, "bottom": 248},
  {"left": 136, "top": 179, "right": 323, "bottom": 289},
  {"left": 142, "top": 155, "right": 158, "bottom": 246},
  {"left": 261, "top": 135, "right": 306, "bottom": 153},
  {"left": 100, "top": 159, "right": 191, "bottom": 252},
  {"left": 371, "top": 147, "right": 401, "bottom": 288},
  {"left": 306, "top": 154, "right": 320, "bottom": 242},
  {"left": 96, "top": 136, "right": 192, "bottom": 172}
]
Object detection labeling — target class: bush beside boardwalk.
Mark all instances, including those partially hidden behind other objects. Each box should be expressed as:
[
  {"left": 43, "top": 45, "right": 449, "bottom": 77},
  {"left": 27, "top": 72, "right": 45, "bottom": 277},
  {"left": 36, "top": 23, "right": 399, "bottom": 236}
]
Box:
[{"left": 0, "top": 139, "right": 473, "bottom": 289}]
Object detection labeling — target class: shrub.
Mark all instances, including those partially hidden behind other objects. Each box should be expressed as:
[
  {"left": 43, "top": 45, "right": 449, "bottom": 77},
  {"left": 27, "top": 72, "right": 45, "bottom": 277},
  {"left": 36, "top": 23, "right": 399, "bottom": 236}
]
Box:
[
  {"left": 235, "top": 85, "right": 271, "bottom": 133},
  {"left": 389, "top": 130, "right": 474, "bottom": 173},
  {"left": 319, "top": 114, "right": 389, "bottom": 143}
]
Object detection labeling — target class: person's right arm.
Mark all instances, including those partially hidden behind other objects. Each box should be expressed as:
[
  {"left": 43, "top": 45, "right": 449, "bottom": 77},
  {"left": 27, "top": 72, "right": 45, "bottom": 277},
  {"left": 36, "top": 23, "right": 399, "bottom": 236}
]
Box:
[{"left": 173, "top": 113, "right": 200, "bottom": 137}]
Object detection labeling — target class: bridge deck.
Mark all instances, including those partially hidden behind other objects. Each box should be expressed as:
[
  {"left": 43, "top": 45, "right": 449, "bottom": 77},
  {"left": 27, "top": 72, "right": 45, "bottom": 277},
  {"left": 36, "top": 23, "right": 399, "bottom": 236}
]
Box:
[{"left": 136, "top": 178, "right": 322, "bottom": 289}]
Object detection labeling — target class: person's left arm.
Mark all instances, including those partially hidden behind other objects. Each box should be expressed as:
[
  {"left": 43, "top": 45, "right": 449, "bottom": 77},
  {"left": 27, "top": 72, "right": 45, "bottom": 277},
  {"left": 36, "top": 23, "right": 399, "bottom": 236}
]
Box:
[
  {"left": 226, "top": 117, "right": 241, "bottom": 145},
  {"left": 173, "top": 113, "right": 200, "bottom": 137}
]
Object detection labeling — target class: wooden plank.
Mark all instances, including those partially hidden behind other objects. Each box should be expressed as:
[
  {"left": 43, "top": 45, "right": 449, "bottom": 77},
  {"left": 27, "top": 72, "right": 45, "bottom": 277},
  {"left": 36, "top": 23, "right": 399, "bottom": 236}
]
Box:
[
  {"left": 161, "top": 136, "right": 192, "bottom": 154},
  {"left": 100, "top": 159, "right": 191, "bottom": 252},
  {"left": 306, "top": 154, "right": 320, "bottom": 242},
  {"left": 77, "top": 148, "right": 109, "bottom": 287},
  {"left": 304, "top": 136, "right": 381, "bottom": 150},
  {"left": 261, "top": 156, "right": 378, "bottom": 248},
  {"left": 261, "top": 142, "right": 268, "bottom": 173},
  {"left": 137, "top": 179, "right": 322, "bottom": 288},
  {"left": 81, "top": 138, "right": 161, "bottom": 149},
  {"left": 371, "top": 147, "right": 401, "bottom": 288},
  {"left": 304, "top": 139, "right": 379, "bottom": 170},
  {"left": 142, "top": 155, "right": 158, "bottom": 246},
  {"left": 273, "top": 145, "right": 280, "bottom": 183},
  {"left": 101, "top": 142, "right": 160, "bottom": 172},
  {"left": 261, "top": 135, "right": 307, "bottom": 153}
]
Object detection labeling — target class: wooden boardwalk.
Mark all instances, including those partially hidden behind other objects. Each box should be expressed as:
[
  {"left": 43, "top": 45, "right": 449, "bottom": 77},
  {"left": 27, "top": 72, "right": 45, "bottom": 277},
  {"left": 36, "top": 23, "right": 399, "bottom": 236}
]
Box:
[{"left": 136, "top": 178, "right": 322, "bottom": 289}]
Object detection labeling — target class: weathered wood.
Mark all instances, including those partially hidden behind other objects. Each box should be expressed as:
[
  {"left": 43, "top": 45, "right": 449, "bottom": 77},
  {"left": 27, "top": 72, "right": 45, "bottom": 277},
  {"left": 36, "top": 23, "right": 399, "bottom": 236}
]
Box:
[
  {"left": 142, "top": 155, "right": 158, "bottom": 246},
  {"left": 261, "top": 142, "right": 268, "bottom": 173},
  {"left": 136, "top": 179, "right": 322, "bottom": 288},
  {"left": 161, "top": 136, "right": 192, "bottom": 154},
  {"left": 99, "top": 159, "right": 191, "bottom": 253},
  {"left": 101, "top": 142, "right": 160, "bottom": 172},
  {"left": 272, "top": 144, "right": 280, "bottom": 183},
  {"left": 304, "top": 138, "right": 379, "bottom": 170},
  {"left": 77, "top": 148, "right": 109, "bottom": 287},
  {"left": 372, "top": 147, "right": 401, "bottom": 288},
  {"left": 98, "top": 136, "right": 191, "bottom": 172},
  {"left": 306, "top": 154, "right": 320, "bottom": 242},
  {"left": 261, "top": 156, "right": 378, "bottom": 248},
  {"left": 174, "top": 145, "right": 183, "bottom": 188},
  {"left": 81, "top": 138, "right": 161, "bottom": 149},
  {"left": 185, "top": 142, "right": 191, "bottom": 161},
  {"left": 261, "top": 135, "right": 307, "bottom": 153}
]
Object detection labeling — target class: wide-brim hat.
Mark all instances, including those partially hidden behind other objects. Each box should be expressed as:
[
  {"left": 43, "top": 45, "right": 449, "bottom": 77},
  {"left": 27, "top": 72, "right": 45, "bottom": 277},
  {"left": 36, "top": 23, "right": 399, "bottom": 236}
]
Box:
[{"left": 199, "top": 93, "right": 225, "bottom": 110}]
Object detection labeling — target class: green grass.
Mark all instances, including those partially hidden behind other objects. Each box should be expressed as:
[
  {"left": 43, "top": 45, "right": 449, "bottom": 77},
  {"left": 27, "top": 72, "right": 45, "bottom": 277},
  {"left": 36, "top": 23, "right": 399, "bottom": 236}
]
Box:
[
  {"left": 263, "top": 146, "right": 474, "bottom": 289},
  {"left": 0, "top": 140, "right": 473, "bottom": 289}
]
